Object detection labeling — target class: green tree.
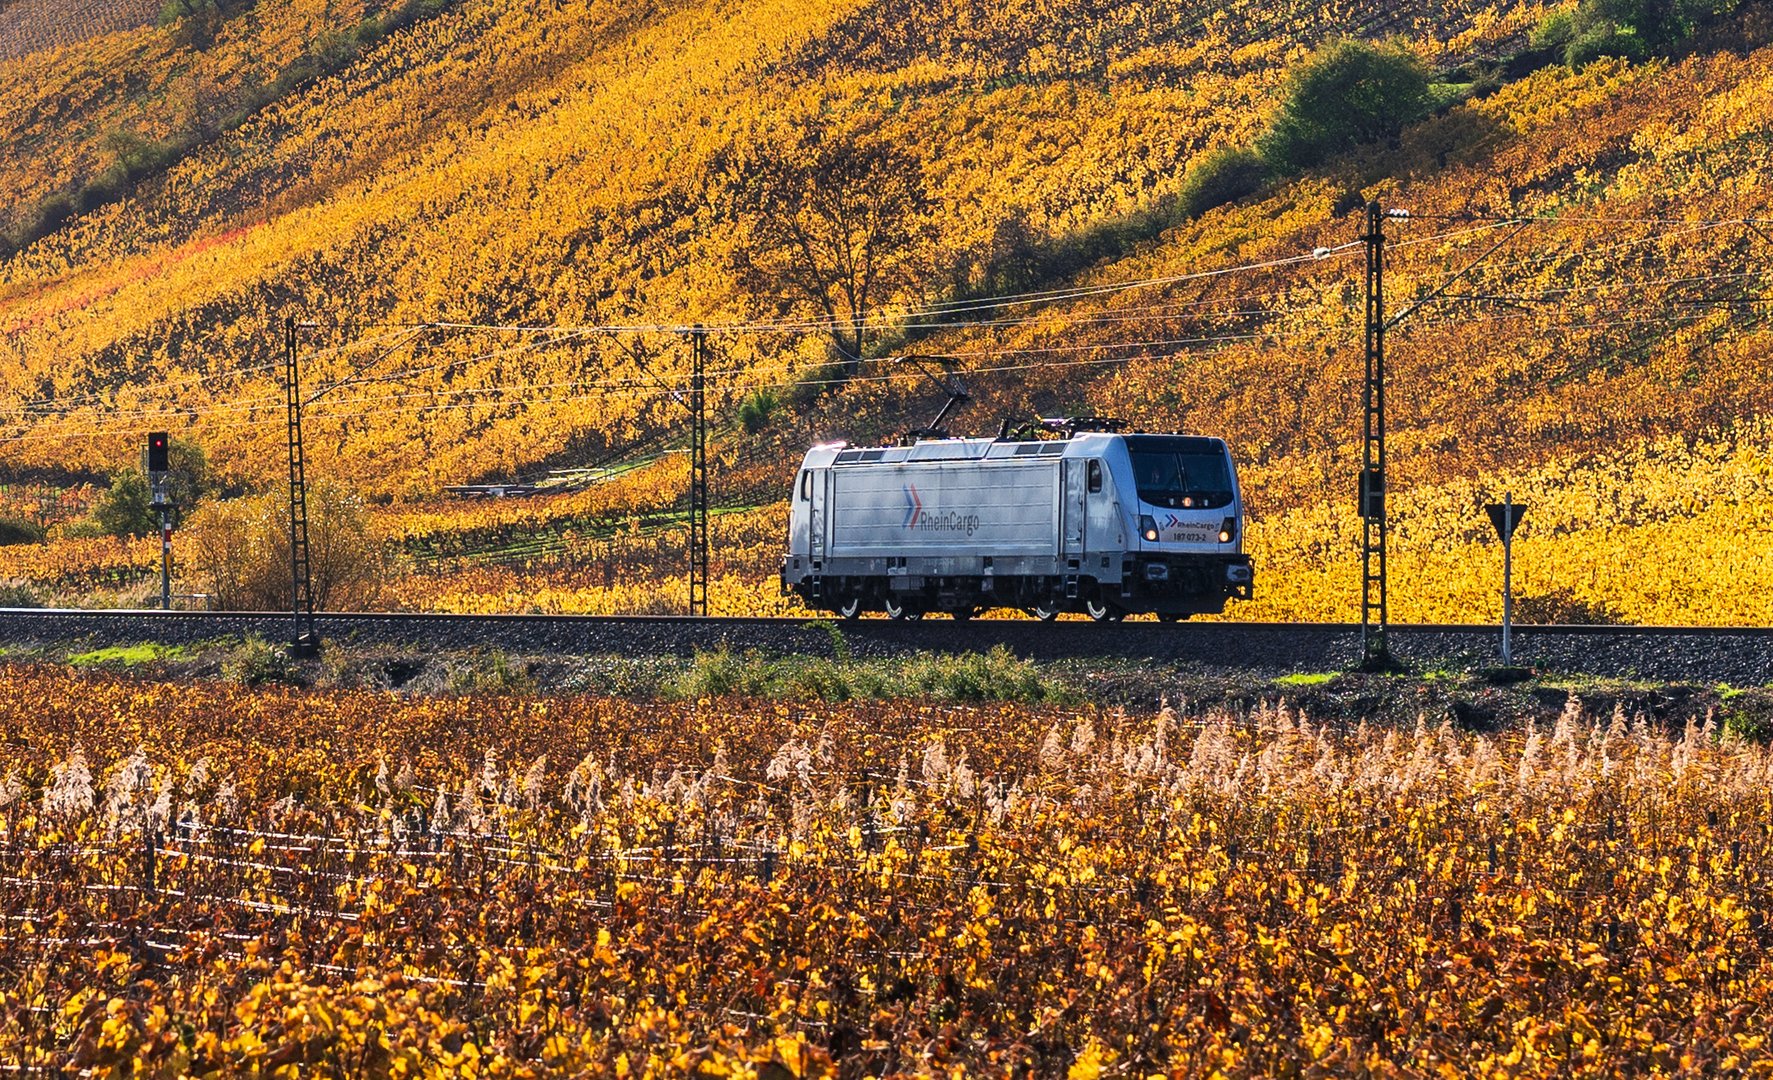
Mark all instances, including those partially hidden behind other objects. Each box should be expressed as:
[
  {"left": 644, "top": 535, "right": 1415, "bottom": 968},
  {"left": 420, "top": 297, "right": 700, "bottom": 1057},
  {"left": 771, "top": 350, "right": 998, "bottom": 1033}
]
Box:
[
  {"left": 89, "top": 470, "right": 157, "bottom": 539},
  {"left": 737, "top": 389, "right": 780, "bottom": 434},
  {"left": 1534, "top": 0, "right": 1721, "bottom": 66},
  {"left": 1175, "top": 147, "right": 1270, "bottom": 220},
  {"left": 162, "top": 438, "right": 211, "bottom": 527},
  {"left": 81, "top": 439, "right": 211, "bottom": 538},
  {"left": 1257, "top": 41, "right": 1436, "bottom": 171},
  {"left": 158, "top": 0, "right": 224, "bottom": 47}
]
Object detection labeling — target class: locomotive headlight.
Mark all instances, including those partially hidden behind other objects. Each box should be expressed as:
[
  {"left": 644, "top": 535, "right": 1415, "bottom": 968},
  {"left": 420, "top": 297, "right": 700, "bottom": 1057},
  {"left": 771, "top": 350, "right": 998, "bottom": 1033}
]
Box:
[
  {"left": 1140, "top": 515, "right": 1159, "bottom": 542},
  {"left": 1219, "top": 516, "right": 1238, "bottom": 544}
]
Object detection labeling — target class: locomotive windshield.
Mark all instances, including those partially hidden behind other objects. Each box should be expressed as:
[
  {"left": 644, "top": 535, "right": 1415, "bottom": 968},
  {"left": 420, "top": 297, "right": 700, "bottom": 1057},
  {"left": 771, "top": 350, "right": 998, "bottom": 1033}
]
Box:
[{"left": 1126, "top": 436, "right": 1233, "bottom": 509}]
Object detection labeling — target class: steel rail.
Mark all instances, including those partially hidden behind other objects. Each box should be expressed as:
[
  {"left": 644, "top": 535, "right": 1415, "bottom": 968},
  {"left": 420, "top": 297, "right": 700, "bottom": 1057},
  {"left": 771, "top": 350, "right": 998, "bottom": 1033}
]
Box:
[
  {"left": 3, "top": 607, "right": 1773, "bottom": 636},
  {"left": 4, "top": 606, "right": 1773, "bottom": 686}
]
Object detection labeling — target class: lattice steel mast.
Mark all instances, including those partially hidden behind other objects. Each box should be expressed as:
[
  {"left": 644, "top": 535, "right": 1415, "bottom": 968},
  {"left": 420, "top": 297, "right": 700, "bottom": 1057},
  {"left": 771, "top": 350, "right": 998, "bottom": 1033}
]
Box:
[
  {"left": 285, "top": 316, "right": 317, "bottom": 654},
  {"left": 1359, "top": 203, "right": 1390, "bottom": 668},
  {"left": 688, "top": 325, "right": 708, "bottom": 617}
]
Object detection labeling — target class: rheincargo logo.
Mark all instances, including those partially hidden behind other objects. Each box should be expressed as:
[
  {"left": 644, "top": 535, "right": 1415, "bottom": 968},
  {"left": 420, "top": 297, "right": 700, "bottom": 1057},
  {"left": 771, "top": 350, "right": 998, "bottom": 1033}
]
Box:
[{"left": 903, "top": 485, "right": 981, "bottom": 536}]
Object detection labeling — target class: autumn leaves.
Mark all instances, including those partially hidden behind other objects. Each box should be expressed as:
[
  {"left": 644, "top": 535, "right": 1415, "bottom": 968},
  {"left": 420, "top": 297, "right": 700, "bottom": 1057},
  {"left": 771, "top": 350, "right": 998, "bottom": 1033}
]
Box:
[{"left": 1, "top": 674, "right": 1769, "bottom": 1073}]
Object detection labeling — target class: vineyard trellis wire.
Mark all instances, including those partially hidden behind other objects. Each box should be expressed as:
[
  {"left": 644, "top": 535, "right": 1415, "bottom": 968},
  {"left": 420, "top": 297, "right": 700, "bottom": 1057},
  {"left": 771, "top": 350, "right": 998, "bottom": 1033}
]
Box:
[{"left": 2, "top": 667, "right": 1771, "bottom": 1073}]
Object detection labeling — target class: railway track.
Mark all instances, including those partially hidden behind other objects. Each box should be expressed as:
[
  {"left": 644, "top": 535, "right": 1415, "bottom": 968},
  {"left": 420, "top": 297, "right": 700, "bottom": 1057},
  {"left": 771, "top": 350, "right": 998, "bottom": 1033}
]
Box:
[{"left": 2, "top": 608, "right": 1771, "bottom": 682}]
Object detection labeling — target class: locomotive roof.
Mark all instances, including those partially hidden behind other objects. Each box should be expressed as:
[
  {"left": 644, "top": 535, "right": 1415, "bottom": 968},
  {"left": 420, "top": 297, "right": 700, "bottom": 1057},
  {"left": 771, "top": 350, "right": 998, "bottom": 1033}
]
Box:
[{"left": 801, "top": 432, "right": 1226, "bottom": 468}]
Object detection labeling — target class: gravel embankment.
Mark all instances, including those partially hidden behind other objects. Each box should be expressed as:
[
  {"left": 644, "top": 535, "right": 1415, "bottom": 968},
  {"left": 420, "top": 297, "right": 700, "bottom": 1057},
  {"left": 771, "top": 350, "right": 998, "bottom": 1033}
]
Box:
[{"left": 2, "top": 610, "right": 1770, "bottom": 683}]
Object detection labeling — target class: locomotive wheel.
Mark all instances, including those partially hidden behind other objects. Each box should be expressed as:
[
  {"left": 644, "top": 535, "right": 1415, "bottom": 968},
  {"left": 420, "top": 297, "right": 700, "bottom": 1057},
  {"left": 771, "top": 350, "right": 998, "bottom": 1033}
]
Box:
[
  {"left": 950, "top": 606, "right": 980, "bottom": 621},
  {"left": 836, "top": 596, "right": 864, "bottom": 620},
  {"left": 1027, "top": 604, "right": 1060, "bottom": 622},
  {"left": 884, "top": 597, "right": 923, "bottom": 621},
  {"left": 1157, "top": 612, "right": 1189, "bottom": 623},
  {"left": 1086, "top": 599, "right": 1125, "bottom": 623}
]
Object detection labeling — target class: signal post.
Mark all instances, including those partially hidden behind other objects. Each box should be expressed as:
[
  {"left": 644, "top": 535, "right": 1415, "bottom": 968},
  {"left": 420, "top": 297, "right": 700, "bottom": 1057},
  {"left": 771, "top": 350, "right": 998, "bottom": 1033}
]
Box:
[
  {"left": 1485, "top": 494, "right": 1528, "bottom": 666},
  {"left": 147, "top": 431, "right": 171, "bottom": 611}
]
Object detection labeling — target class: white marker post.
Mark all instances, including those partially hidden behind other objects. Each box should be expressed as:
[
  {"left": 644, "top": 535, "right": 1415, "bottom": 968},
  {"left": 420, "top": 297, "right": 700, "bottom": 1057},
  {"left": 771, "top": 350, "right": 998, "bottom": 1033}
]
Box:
[{"left": 1484, "top": 494, "right": 1528, "bottom": 666}]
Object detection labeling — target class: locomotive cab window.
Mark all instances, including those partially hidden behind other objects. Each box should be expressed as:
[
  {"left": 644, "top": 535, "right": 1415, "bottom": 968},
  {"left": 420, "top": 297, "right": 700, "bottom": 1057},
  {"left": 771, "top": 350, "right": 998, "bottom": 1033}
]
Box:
[
  {"left": 1087, "top": 460, "right": 1103, "bottom": 493},
  {"left": 798, "top": 471, "right": 811, "bottom": 501},
  {"left": 1126, "top": 436, "right": 1235, "bottom": 509}
]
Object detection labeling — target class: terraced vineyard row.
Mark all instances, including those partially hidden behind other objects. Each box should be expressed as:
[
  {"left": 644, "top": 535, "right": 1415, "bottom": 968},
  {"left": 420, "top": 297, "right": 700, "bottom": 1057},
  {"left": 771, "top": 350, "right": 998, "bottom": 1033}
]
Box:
[{"left": 1, "top": 668, "right": 1769, "bottom": 1073}]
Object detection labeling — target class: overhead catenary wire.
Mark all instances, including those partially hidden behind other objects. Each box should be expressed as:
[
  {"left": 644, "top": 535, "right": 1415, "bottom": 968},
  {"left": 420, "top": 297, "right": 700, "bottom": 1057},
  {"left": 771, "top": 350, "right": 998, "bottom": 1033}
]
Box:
[
  {"left": 1, "top": 243, "right": 1358, "bottom": 431},
  {"left": 0, "top": 362, "right": 284, "bottom": 419},
  {"left": 3, "top": 212, "right": 1769, "bottom": 450},
  {"left": 0, "top": 302, "right": 1748, "bottom": 448},
  {"left": 0, "top": 325, "right": 439, "bottom": 420},
  {"left": 13, "top": 262, "right": 1752, "bottom": 434},
  {"left": 44, "top": 310, "right": 1710, "bottom": 446},
  {"left": 365, "top": 243, "right": 1373, "bottom": 340},
  {"left": 288, "top": 307, "right": 1752, "bottom": 423},
  {"left": 268, "top": 215, "right": 1764, "bottom": 345},
  {"left": 281, "top": 214, "right": 1772, "bottom": 344}
]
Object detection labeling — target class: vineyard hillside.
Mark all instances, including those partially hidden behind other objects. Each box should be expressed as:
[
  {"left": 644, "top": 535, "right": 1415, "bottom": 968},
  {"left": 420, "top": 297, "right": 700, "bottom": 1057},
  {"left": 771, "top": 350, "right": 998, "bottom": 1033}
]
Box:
[
  {"left": 3, "top": 0, "right": 1551, "bottom": 492},
  {"left": 0, "top": 0, "right": 158, "bottom": 63},
  {"left": 2, "top": 0, "right": 1772, "bottom": 621}
]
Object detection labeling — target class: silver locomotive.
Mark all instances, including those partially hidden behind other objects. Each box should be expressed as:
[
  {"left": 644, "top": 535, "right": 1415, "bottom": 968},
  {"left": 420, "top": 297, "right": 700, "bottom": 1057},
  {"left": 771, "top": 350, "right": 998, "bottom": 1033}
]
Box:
[{"left": 781, "top": 420, "right": 1254, "bottom": 620}]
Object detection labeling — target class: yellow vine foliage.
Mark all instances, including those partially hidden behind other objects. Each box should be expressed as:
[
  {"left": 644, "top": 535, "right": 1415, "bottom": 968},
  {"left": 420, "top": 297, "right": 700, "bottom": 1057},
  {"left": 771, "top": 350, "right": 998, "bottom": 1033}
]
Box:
[
  {"left": 3, "top": 0, "right": 1539, "bottom": 491},
  {"left": 1, "top": 669, "right": 1770, "bottom": 1073},
  {"left": 1, "top": 0, "right": 1770, "bottom": 620}
]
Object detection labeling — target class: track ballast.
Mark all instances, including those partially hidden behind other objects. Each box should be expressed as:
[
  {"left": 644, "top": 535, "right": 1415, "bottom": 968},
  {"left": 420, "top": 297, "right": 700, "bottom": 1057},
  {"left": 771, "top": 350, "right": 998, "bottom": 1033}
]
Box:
[{"left": 2, "top": 609, "right": 1771, "bottom": 682}]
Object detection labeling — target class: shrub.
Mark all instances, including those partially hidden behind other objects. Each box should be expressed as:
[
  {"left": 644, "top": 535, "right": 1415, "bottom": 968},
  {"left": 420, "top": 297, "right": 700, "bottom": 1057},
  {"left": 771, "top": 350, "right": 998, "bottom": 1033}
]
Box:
[
  {"left": 222, "top": 636, "right": 300, "bottom": 686},
  {"left": 780, "top": 657, "right": 854, "bottom": 701},
  {"left": 737, "top": 389, "right": 780, "bottom": 434},
  {"left": 1565, "top": 23, "right": 1650, "bottom": 65},
  {"left": 1531, "top": 8, "right": 1578, "bottom": 50},
  {"left": 87, "top": 469, "right": 158, "bottom": 539},
  {"left": 184, "top": 481, "right": 388, "bottom": 611},
  {"left": 674, "top": 646, "right": 770, "bottom": 699},
  {"left": 1540, "top": 0, "right": 1716, "bottom": 66},
  {"left": 902, "top": 646, "right": 1057, "bottom": 703},
  {"left": 0, "top": 517, "right": 45, "bottom": 546},
  {"left": 1175, "top": 147, "right": 1269, "bottom": 220},
  {"left": 1723, "top": 706, "right": 1772, "bottom": 742},
  {"left": 1257, "top": 41, "right": 1436, "bottom": 170},
  {"left": 24, "top": 195, "right": 74, "bottom": 243},
  {"left": 448, "top": 650, "right": 533, "bottom": 693},
  {"left": 0, "top": 580, "right": 42, "bottom": 607},
  {"left": 158, "top": 0, "right": 224, "bottom": 46}
]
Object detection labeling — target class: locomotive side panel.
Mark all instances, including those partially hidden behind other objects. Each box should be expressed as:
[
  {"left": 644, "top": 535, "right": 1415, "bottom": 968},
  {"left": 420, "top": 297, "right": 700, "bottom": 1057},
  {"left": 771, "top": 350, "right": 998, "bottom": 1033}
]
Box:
[
  {"left": 781, "top": 431, "right": 1253, "bottom": 619},
  {"left": 827, "top": 459, "right": 1062, "bottom": 559}
]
